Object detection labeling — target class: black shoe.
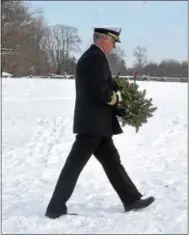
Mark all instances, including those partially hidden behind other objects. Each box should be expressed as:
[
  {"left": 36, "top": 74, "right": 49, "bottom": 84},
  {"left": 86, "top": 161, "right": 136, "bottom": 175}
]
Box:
[
  {"left": 45, "top": 209, "right": 67, "bottom": 219},
  {"left": 124, "top": 196, "right": 155, "bottom": 212},
  {"left": 45, "top": 204, "right": 67, "bottom": 219}
]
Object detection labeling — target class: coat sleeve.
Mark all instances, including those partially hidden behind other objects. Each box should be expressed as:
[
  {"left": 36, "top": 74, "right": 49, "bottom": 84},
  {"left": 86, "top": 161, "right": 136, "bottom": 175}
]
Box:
[{"left": 89, "top": 54, "right": 118, "bottom": 106}]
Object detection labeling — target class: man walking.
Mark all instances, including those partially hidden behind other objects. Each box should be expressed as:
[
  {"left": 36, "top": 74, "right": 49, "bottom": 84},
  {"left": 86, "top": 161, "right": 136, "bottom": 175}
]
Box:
[{"left": 45, "top": 26, "right": 155, "bottom": 219}]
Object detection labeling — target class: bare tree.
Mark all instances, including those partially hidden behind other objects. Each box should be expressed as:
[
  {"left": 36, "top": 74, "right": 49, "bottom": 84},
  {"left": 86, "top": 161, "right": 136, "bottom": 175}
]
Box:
[
  {"left": 1, "top": 0, "right": 46, "bottom": 75},
  {"left": 43, "top": 24, "right": 81, "bottom": 74},
  {"left": 107, "top": 46, "right": 127, "bottom": 75},
  {"left": 25, "top": 16, "right": 49, "bottom": 75},
  {"left": 133, "top": 45, "right": 148, "bottom": 74},
  {"left": 1, "top": 1, "right": 40, "bottom": 51}
]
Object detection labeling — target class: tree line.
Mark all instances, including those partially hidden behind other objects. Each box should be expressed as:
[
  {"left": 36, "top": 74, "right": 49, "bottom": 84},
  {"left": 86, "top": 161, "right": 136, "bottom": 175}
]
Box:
[
  {"left": 1, "top": 1, "right": 188, "bottom": 78},
  {"left": 132, "top": 46, "right": 187, "bottom": 78}
]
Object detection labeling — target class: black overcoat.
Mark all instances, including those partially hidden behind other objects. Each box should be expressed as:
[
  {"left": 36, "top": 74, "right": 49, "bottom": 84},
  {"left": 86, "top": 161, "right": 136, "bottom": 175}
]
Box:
[{"left": 73, "top": 44, "right": 123, "bottom": 137}]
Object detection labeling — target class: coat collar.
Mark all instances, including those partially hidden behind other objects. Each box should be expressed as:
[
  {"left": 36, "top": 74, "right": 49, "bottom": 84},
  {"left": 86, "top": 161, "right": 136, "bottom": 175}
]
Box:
[{"left": 90, "top": 44, "right": 106, "bottom": 56}]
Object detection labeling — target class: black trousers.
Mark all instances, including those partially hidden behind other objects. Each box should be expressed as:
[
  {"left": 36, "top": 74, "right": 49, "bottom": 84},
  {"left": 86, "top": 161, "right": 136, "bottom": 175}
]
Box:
[{"left": 46, "top": 134, "right": 142, "bottom": 213}]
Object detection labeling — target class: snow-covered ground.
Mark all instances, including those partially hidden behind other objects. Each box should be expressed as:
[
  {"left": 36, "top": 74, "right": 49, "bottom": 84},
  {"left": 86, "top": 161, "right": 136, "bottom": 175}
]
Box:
[{"left": 2, "top": 78, "right": 188, "bottom": 234}]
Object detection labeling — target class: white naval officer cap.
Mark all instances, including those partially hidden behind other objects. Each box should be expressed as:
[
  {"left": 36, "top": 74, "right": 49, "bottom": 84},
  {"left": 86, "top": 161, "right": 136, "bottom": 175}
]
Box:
[{"left": 93, "top": 26, "right": 122, "bottom": 43}]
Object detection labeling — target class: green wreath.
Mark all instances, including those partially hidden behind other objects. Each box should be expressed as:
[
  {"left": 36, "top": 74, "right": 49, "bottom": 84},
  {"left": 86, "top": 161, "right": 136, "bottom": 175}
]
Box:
[{"left": 114, "top": 73, "right": 157, "bottom": 133}]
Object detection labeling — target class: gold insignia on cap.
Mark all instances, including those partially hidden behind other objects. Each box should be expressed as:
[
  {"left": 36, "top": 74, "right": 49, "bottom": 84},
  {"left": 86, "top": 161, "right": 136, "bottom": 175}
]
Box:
[
  {"left": 108, "top": 32, "right": 120, "bottom": 41},
  {"left": 108, "top": 92, "right": 117, "bottom": 105}
]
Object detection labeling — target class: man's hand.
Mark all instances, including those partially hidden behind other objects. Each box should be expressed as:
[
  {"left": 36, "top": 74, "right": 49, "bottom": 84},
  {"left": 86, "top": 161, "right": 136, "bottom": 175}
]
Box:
[{"left": 115, "top": 106, "right": 127, "bottom": 117}]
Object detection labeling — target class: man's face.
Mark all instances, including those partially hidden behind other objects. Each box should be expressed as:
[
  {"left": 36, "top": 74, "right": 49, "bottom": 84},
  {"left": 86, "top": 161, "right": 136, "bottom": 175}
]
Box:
[{"left": 102, "top": 36, "right": 116, "bottom": 55}]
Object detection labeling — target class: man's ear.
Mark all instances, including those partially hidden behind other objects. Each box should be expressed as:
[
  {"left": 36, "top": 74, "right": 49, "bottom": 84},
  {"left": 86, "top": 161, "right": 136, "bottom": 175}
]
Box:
[{"left": 103, "top": 36, "right": 109, "bottom": 44}]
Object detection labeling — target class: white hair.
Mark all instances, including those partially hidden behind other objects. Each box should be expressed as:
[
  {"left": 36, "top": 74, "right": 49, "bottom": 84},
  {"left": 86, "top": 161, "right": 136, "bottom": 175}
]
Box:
[{"left": 93, "top": 32, "right": 112, "bottom": 43}]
